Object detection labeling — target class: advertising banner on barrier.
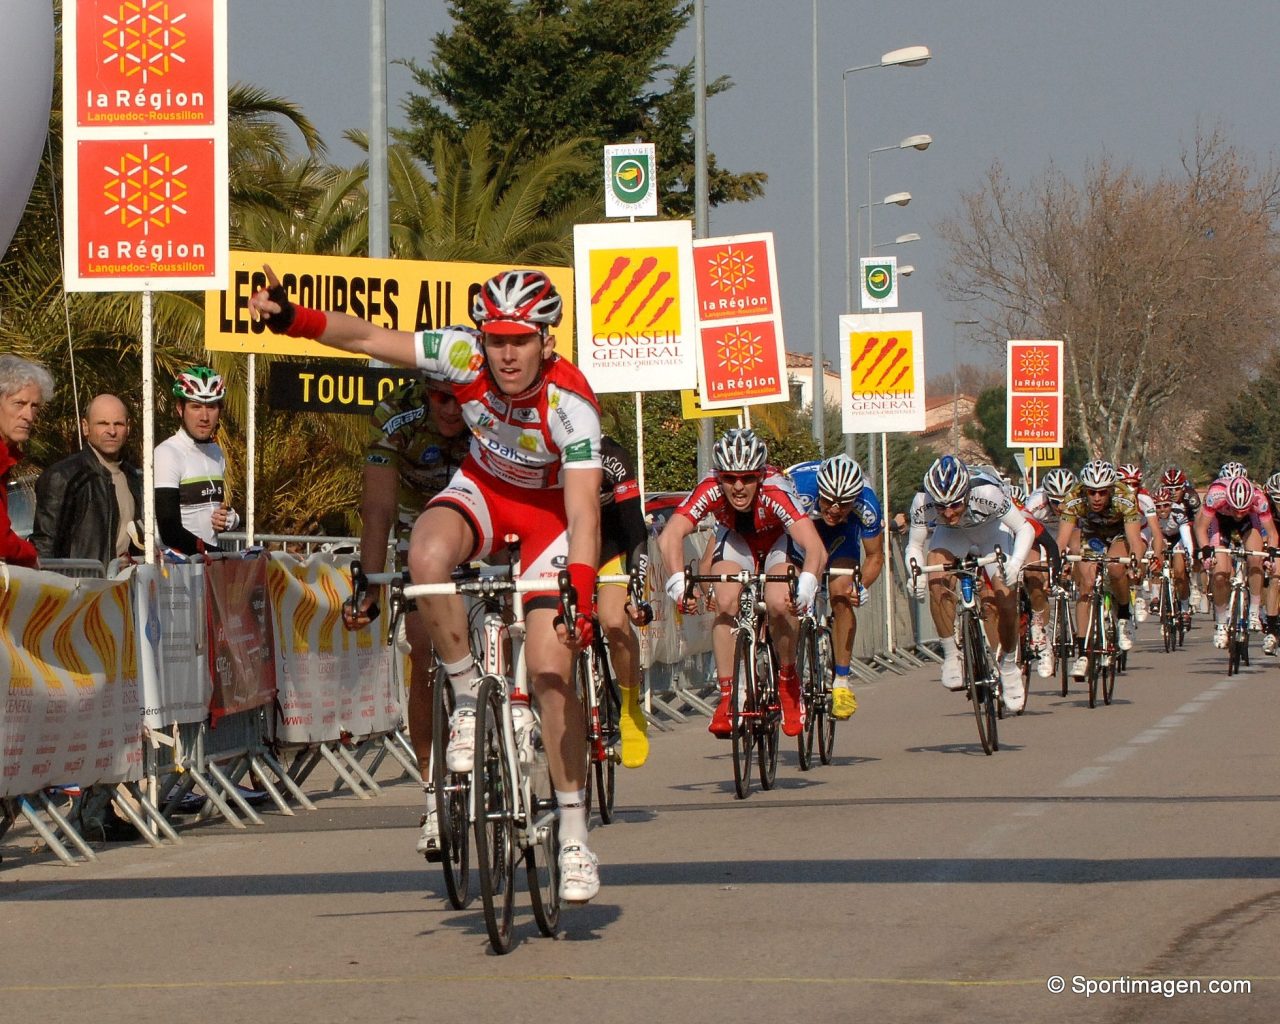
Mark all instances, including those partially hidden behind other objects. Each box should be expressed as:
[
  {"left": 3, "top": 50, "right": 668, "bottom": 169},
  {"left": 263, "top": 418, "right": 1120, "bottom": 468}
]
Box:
[
  {"left": 0, "top": 568, "right": 143, "bottom": 795},
  {"left": 135, "top": 563, "right": 212, "bottom": 728},
  {"left": 205, "top": 556, "right": 276, "bottom": 725},
  {"left": 267, "top": 554, "right": 402, "bottom": 745}
]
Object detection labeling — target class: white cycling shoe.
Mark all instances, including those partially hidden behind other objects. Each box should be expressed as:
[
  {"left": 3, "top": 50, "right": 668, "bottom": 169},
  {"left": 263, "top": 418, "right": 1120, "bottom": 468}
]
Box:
[
  {"left": 445, "top": 707, "right": 477, "bottom": 773},
  {"left": 1070, "top": 654, "right": 1088, "bottom": 680},
  {"left": 558, "top": 840, "right": 600, "bottom": 904},
  {"left": 417, "top": 805, "right": 441, "bottom": 860},
  {"left": 1117, "top": 619, "right": 1133, "bottom": 651},
  {"left": 940, "top": 650, "right": 965, "bottom": 691},
  {"left": 1213, "top": 623, "right": 1228, "bottom": 649},
  {"left": 998, "top": 656, "right": 1025, "bottom": 713}
]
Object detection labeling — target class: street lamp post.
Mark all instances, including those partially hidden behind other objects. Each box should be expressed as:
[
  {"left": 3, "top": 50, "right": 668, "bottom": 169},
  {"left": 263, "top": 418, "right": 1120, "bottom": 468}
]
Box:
[
  {"left": 840, "top": 46, "right": 931, "bottom": 465},
  {"left": 865, "top": 135, "right": 931, "bottom": 265}
]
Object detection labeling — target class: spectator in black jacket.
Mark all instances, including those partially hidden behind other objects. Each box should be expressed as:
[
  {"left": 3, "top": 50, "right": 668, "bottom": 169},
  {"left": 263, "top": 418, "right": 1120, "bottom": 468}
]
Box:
[{"left": 31, "top": 393, "right": 142, "bottom": 565}]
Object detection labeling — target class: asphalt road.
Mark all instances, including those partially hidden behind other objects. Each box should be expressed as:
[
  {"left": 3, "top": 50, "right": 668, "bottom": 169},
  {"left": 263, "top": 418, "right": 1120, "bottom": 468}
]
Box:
[{"left": 3, "top": 620, "right": 1278, "bottom": 1023}]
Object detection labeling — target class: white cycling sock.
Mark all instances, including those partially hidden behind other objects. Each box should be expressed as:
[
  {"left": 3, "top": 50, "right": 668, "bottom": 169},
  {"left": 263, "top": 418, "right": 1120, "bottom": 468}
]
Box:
[
  {"left": 557, "top": 790, "right": 589, "bottom": 846},
  {"left": 442, "top": 654, "right": 481, "bottom": 706}
]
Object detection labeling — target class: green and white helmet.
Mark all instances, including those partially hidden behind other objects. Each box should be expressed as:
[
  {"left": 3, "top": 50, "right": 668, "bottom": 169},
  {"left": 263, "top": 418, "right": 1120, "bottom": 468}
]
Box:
[{"left": 172, "top": 365, "right": 225, "bottom": 404}]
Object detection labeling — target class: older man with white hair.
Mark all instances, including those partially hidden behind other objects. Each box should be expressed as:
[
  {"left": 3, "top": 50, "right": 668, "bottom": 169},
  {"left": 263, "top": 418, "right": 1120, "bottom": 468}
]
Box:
[{"left": 0, "top": 353, "right": 53, "bottom": 568}]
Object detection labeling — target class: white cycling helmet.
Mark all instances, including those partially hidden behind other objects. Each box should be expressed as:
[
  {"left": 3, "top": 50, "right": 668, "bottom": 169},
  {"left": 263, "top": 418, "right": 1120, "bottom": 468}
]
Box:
[
  {"left": 1117, "top": 463, "right": 1142, "bottom": 487},
  {"left": 471, "top": 269, "right": 563, "bottom": 334},
  {"left": 1079, "top": 459, "right": 1117, "bottom": 490},
  {"left": 816, "top": 454, "right": 865, "bottom": 503},
  {"left": 1042, "top": 468, "right": 1077, "bottom": 501},
  {"left": 1266, "top": 471, "right": 1280, "bottom": 502},
  {"left": 923, "top": 455, "right": 971, "bottom": 505},
  {"left": 1008, "top": 483, "right": 1027, "bottom": 504},
  {"left": 1224, "top": 476, "right": 1254, "bottom": 513},
  {"left": 1219, "top": 460, "right": 1248, "bottom": 480},
  {"left": 712, "top": 428, "right": 768, "bottom": 474}
]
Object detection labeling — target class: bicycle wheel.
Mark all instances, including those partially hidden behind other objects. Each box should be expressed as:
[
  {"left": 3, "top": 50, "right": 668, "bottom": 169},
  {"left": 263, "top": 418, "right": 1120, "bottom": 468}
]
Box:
[
  {"left": 961, "top": 612, "right": 995, "bottom": 755},
  {"left": 580, "top": 642, "right": 618, "bottom": 825},
  {"left": 796, "top": 619, "right": 817, "bottom": 772},
  {"left": 1085, "top": 600, "right": 1102, "bottom": 709},
  {"left": 432, "top": 671, "right": 471, "bottom": 910},
  {"left": 473, "top": 676, "right": 516, "bottom": 954},
  {"left": 592, "top": 640, "right": 620, "bottom": 823},
  {"left": 730, "top": 633, "right": 755, "bottom": 799},
  {"left": 816, "top": 627, "right": 837, "bottom": 766},
  {"left": 1054, "top": 594, "right": 1071, "bottom": 698},
  {"left": 524, "top": 744, "right": 560, "bottom": 938},
  {"left": 1227, "top": 590, "right": 1242, "bottom": 676},
  {"left": 756, "top": 642, "right": 779, "bottom": 791},
  {"left": 1102, "top": 610, "right": 1118, "bottom": 705}
]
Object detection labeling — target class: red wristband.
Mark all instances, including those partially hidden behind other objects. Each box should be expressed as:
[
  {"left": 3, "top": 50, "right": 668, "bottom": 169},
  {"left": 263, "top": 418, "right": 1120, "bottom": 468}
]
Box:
[
  {"left": 568, "top": 562, "right": 597, "bottom": 608},
  {"left": 285, "top": 305, "right": 328, "bottom": 339}
]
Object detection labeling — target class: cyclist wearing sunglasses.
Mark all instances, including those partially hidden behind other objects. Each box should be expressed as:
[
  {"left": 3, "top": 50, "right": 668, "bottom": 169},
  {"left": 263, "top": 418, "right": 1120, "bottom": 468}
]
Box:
[
  {"left": 1149, "top": 485, "right": 1195, "bottom": 628},
  {"left": 785, "top": 454, "right": 885, "bottom": 719},
  {"left": 1055, "top": 459, "right": 1146, "bottom": 678},
  {"left": 1018, "top": 468, "right": 1076, "bottom": 677},
  {"left": 905, "top": 455, "right": 1036, "bottom": 712},
  {"left": 659, "top": 429, "right": 826, "bottom": 738},
  {"left": 1195, "top": 471, "right": 1275, "bottom": 649}
]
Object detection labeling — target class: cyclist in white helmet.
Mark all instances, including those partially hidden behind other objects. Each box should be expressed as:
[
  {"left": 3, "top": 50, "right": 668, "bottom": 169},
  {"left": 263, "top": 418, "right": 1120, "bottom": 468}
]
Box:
[
  {"left": 154, "top": 366, "right": 241, "bottom": 555},
  {"left": 1195, "top": 471, "right": 1275, "bottom": 649},
  {"left": 659, "top": 429, "right": 826, "bottom": 739},
  {"left": 1055, "top": 459, "right": 1147, "bottom": 678},
  {"left": 905, "top": 455, "right": 1036, "bottom": 713},
  {"left": 250, "top": 265, "right": 605, "bottom": 905},
  {"left": 785, "top": 454, "right": 885, "bottom": 718}
]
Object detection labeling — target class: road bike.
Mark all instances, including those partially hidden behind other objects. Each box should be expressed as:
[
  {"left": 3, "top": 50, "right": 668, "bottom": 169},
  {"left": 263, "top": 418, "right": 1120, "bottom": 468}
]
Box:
[
  {"left": 1065, "top": 551, "right": 1133, "bottom": 708},
  {"left": 912, "top": 551, "right": 1005, "bottom": 755},
  {"left": 1149, "top": 552, "right": 1185, "bottom": 653},
  {"left": 684, "top": 562, "right": 797, "bottom": 798},
  {"left": 570, "top": 561, "right": 652, "bottom": 825},
  {"left": 796, "top": 566, "right": 859, "bottom": 769},
  {"left": 1213, "top": 545, "right": 1257, "bottom": 676},
  {"left": 397, "top": 538, "right": 571, "bottom": 954},
  {"left": 1046, "top": 565, "right": 1078, "bottom": 698}
]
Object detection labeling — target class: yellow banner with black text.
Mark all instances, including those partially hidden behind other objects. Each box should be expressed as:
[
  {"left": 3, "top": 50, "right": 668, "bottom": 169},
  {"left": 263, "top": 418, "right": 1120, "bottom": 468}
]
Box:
[{"left": 204, "top": 251, "right": 574, "bottom": 359}]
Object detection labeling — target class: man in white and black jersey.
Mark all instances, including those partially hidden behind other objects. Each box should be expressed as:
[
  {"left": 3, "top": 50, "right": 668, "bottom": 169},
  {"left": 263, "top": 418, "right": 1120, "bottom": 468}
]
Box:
[
  {"left": 1019, "top": 467, "right": 1074, "bottom": 677},
  {"left": 1149, "top": 486, "right": 1195, "bottom": 627},
  {"left": 905, "top": 455, "right": 1036, "bottom": 712},
  {"left": 154, "top": 366, "right": 240, "bottom": 556}
]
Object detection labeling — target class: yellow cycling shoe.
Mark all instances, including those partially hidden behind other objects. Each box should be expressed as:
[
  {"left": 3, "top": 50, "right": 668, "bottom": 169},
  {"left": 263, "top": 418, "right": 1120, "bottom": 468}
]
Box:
[
  {"left": 618, "top": 685, "right": 650, "bottom": 768},
  {"left": 831, "top": 686, "right": 857, "bottom": 720}
]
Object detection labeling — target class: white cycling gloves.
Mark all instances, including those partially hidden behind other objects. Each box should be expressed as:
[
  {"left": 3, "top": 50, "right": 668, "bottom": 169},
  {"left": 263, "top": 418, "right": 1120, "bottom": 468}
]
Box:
[{"left": 664, "top": 570, "right": 687, "bottom": 604}]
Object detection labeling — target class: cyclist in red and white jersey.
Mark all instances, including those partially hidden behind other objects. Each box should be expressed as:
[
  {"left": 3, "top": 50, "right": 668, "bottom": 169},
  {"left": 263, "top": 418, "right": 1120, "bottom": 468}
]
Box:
[
  {"left": 1195, "top": 474, "right": 1275, "bottom": 649},
  {"left": 1161, "top": 466, "right": 1201, "bottom": 515},
  {"left": 1262, "top": 473, "right": 1280, "bottom": 655},
  {"left": 250, "top": 266, "right": 604, "bottom": 904},
  {"left": 657, "top": 429, "right": 826, "bottom": 738},
  {"left": 1117, "top": 463, "right": 1167, "bottom": 621}
]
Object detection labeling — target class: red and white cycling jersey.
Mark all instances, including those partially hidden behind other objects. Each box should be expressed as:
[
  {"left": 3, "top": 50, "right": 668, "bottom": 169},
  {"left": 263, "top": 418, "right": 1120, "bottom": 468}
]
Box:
[
  {"left": 676, "top": 472, "right": 804, "bottom": 563},
  {"left": 412, "top": 328, "right": 601, "bottom": 488},
  {"left": 1203, "top": 478, "right": 1272, "bottom": 523}
]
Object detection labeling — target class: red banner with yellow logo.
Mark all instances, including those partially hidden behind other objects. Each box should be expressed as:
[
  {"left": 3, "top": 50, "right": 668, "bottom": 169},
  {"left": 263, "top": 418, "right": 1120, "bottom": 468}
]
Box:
[
  {"left": 691, "top": 233, "right": 788, "bottom": 409},
  {"left": 1006, "top": 340, "right": 1064, "bottom": 446},
  {"left": 205, "top": 555, "right": 276, "bottom": 726}
]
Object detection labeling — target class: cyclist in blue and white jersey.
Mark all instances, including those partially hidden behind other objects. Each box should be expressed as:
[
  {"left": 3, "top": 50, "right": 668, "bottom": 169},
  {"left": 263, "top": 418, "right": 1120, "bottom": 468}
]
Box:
[
  {"left": 786, "top": 454, "right": 885, "bottom": 719},
  {"left": 905, "top": 456, "right": 1036, "bottom": 712}
]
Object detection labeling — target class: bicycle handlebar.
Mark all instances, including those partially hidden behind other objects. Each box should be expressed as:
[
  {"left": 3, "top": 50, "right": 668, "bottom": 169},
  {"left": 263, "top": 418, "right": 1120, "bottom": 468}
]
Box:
[{"left": 910, "top": 549, "right": 1004, "bottom": 579}]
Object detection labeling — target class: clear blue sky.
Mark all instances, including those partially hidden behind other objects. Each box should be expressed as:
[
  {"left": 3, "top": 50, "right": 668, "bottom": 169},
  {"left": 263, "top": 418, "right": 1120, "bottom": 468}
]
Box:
[{"left": 229, "top": 1, "right": 1280, "bottom": 386}]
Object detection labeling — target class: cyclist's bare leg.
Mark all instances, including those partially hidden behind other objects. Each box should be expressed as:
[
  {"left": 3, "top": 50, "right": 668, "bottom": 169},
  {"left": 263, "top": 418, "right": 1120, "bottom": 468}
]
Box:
[
  {"left": 986, "top": 573, "right": 1019, "bottom": 654},
  {"left": 403, "top": 610, "right": 436, "bottom": 779},
  {"left": 1173, "top": 551, "right": 1190, "bottom": 603},
  {"left": 1074, "top": 559, "right": 1099, "bottom": 637},
  {"left": 597, "top": 582, "right": 648, "bottom": 767},
  {"left": 1245, "top": 530, "right": 1265, "bottom": 610},
  {"left": 764, "top": 578, "right": 799, "bottom": 664},
  {"left": 828, "top": 557, "right": 858, "bottom": 661},
  {"left": 710, "top": 561, "right": 745, "bottom": 679},
  {"left": 524, "top": 606, "right": 587, "bottom": 794},
  {"left": 407, "top": 506, "right": 476, "bottom": 670},
  {"left": 1210, "top": 551, "right": 1231, "bottom": 611},
  {"left": 1024, "top": 561, "right": 1049, "bottom": 614},
  {"left": 1109, "top": 536, "right": 1134, "bottom": 606},
  {"left": 926, "top": 547, "right": 960, "bottom": 636}
]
